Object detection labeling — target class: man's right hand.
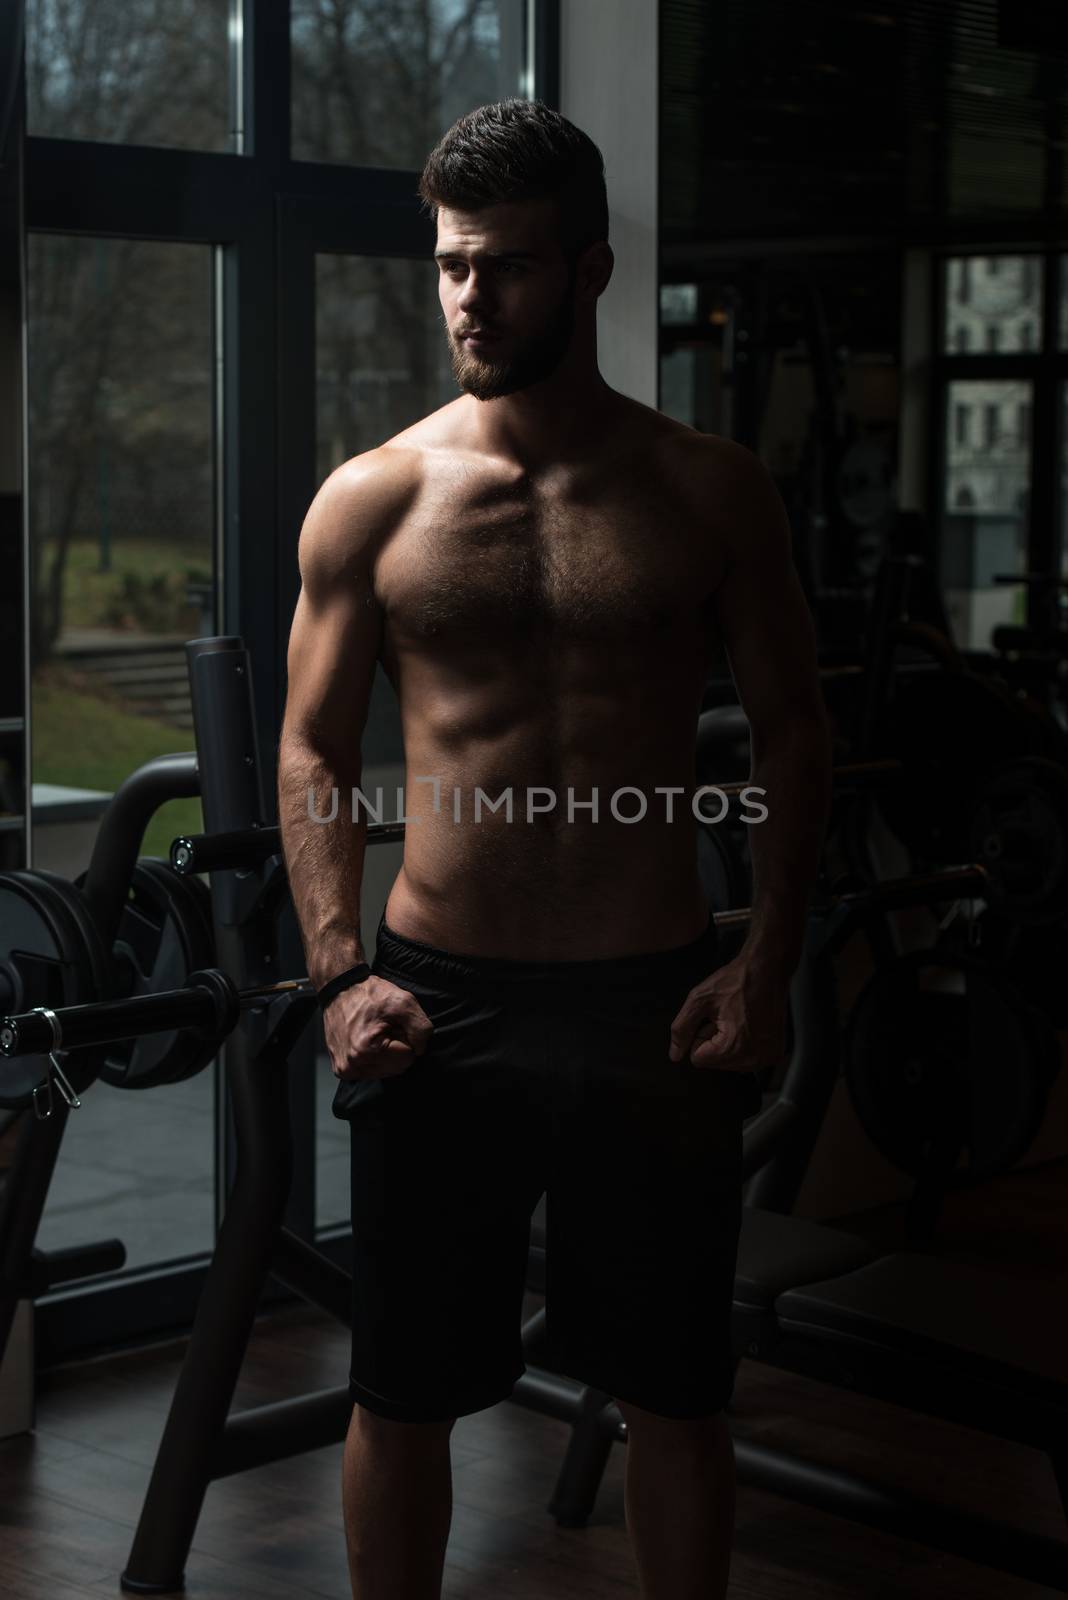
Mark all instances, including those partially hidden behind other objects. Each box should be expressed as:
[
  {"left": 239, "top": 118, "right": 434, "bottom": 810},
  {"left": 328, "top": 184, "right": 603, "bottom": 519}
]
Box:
[{"left": 322, "top": 975, "right": 434, "bottom": 1082}]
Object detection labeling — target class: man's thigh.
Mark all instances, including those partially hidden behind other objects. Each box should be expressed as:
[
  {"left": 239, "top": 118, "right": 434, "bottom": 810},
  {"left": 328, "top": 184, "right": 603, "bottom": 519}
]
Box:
[
  {"left": 543, "top": 981, "right": 750, "bottom": 1419},
  {"left": 345, "top": 975, "right": 548, "bottom": 1420}
]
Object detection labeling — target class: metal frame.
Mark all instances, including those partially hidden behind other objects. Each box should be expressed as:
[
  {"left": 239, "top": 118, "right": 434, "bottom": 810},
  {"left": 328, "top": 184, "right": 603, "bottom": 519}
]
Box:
[{"left": 26, "top": 0, "right": 560, "bottom": 1365}]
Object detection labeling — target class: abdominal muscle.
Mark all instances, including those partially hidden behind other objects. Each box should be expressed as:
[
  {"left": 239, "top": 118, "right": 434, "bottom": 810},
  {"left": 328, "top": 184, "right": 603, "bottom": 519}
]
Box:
[{"left": 380, "top": 729, "right": 711, "bottom": 962}]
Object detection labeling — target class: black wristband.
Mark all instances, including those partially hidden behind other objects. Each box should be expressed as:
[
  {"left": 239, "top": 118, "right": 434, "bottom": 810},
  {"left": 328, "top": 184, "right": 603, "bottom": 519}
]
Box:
[{"left": 316, "top": 962, "right": 373, "bottom": 1012}]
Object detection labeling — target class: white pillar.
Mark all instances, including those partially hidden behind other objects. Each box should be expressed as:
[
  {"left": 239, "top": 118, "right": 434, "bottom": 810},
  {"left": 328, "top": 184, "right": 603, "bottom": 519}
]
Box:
[{"left": 559, "top": 0, "right": 659, "bottom": 407}]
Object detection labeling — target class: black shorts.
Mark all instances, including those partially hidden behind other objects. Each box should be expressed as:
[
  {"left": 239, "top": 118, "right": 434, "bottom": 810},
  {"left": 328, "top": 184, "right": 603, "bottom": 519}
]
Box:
[{"left": 333, "top": 914, "right": 761, "bottom": 1423}]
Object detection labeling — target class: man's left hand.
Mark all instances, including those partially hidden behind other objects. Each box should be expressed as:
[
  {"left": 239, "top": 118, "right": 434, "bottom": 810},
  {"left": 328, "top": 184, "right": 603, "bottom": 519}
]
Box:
[{"left": 669, "top": 956, "right": 788, "bottom": 1071}]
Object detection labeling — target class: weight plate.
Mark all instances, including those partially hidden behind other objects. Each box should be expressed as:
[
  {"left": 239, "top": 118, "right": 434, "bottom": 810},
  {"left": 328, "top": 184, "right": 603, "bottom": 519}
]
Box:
[
  {"left": 32, "top": 869, "right": 115, "bottom": 999},
  {"left": 0, "top": 870, "right": 109, "bottom": 1110},
  {"left": 845, "top": 951, "right": 1057, "bottom": 1184},
  {"left": 84, "top": 859, "right": 218, "bottom": 1089},
  {"left": 969, "top": 757, "right": 1068, "bottom": 926}
]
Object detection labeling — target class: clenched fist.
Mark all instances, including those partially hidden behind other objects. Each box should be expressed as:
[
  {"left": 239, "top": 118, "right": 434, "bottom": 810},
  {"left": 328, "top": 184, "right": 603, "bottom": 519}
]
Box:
[
  {"left": 669, "top": 956, "right": 788, "bottom": 1072},
  {"left": 322, "top": 975, "right": 434, "bottom": 1082}
]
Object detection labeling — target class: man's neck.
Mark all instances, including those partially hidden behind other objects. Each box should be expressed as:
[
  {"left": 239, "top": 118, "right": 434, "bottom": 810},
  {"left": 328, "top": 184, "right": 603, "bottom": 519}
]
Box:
[{"left": 465, "top": 375, "right": 621, "bottom": 471}]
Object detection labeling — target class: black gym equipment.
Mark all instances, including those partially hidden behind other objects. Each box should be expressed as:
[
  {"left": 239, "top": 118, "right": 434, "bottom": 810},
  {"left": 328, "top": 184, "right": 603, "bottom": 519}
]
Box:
[
  {"left": 0, "top": 755, "right": 205, "bottom": 1445},
  {"left": 0, "top": 869, "right": 111, "bottom": 1112},
  {"left": 844, "top": 948, "right": 1059, "bottom": 1197},
  {"left": 0, "top": 760, "right": 203, "bottom": 1111},
  {"left": 970, "top": 756, "right": 1068, "bottom": 926},
  {"left": 76, "top": 858, "right": 218, "bottom": 1090},
  {"left": 977, "top": 912, "right": 1068, "bottom": 1030}
]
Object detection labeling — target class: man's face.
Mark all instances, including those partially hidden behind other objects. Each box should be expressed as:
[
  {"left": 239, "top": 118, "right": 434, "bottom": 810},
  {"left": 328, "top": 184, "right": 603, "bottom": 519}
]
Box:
[{"left": 435, "top": 198, "right": 578, "bottom": 401}]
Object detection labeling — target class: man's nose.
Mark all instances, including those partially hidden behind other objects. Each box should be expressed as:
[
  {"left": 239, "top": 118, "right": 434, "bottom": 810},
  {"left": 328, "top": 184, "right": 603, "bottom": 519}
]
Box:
[{"left": 456, "top": 270, "right": 494, "bottom": 312}]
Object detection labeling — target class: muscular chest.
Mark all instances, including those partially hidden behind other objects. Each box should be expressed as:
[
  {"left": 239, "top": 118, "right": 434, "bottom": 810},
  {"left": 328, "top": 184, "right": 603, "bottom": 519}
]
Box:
[{"left": 378, "top": 472, "right": 717, "bottom": 648}]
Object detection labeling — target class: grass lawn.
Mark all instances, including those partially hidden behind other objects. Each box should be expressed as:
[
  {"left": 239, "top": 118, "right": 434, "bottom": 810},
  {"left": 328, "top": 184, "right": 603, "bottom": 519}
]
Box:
[
  {"left": 46, "top": 538, "right": 211, "bottom": 632},
  {"left": 32, "top": 665, "right": 203, "bottom": 861}
]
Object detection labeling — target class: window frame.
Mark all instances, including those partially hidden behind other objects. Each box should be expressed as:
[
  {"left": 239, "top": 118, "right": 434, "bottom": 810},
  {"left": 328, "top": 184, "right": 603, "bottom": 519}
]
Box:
[{"left": 26, "top": 0, "right": 560, "bottom": 1362}]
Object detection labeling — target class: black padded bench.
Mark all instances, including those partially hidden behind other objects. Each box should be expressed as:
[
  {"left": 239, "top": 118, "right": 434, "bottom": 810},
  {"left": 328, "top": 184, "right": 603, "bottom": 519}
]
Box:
[
  {"left": 772, "top": 1247, "right": 1068, "bottom": 1447},
  {"left": 729, "top": 1216, "right": 1068, "bottom": 1589}
]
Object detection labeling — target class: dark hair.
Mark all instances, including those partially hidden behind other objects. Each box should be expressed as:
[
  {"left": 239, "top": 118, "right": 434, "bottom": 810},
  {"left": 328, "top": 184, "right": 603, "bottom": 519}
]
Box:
[{"left": 417, "top": 99, "right": 609, "bottom": 262}]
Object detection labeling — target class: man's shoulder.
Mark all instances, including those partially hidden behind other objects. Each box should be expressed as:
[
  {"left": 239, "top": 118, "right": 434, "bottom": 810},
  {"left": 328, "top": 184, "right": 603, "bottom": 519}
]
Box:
[
  {"left": 654, "top": 421, "right": 760, "bottom": 478},
  {"left": 302, "top": 445, "right": 425, "bottom": 584},
  {"left": 330, "top": 441, "right": 421, "bottom": 497}
]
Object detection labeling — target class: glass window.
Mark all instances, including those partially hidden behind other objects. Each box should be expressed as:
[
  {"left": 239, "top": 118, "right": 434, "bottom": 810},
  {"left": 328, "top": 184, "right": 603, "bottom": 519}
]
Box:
[
  {"left": 291, "top": 0, "right": 528, "bottom": 169},
  {"left": 660, "top": 283, "right": 699, "bottom": 325},
  {"left": 984, "top": 402, "right": 999, "bottom": 449},
  {"left": 26, "top": 234, "right": 217, "bottom": 1269},
  {"left": 954, "top": 403, "right": 970, "bottom": 446},
  {"left": 941, "top": 379, "right": 1033, "bottom": 651},
  {"left": 659, "top": 343, "right": 727, "bottom": 436},
  {"left": 26, "top": 0, "right": 235, "bottom": 153},
  {"left": 313, "top": 250, "right": 455, "bottom": 1232},
  {"left": 315, "top": 253, "right": 455, "bottom": 488},
  {"left": 942, "top": 255, "right": 1043, "bottom": 355},
  {"left": 36, "top": 1076, "right": 216, "bottom": 1274},
  {"left": 660, "top": 346, "right": 698, "bottom": 426},
  {"left": 26, "top": 236, "right": 213, "bottom": 858}
]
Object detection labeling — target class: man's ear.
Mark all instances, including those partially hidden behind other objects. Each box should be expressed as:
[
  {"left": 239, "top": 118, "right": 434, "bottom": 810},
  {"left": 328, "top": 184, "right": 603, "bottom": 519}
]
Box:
[{"left": 578, "top": 240, "right": 614, "bottom": 301}]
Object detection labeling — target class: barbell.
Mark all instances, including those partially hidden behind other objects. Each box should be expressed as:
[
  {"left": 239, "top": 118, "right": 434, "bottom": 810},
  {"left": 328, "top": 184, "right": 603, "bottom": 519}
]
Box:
[
  {"left": 0, "top": 862, "right": 994, "bottom": 1074},
  {"left": 0, "top": 859, "right": 219, "bottom": 1110}
]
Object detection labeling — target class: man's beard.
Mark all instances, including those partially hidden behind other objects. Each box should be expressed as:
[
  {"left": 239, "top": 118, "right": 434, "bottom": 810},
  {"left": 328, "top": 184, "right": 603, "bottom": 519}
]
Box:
[{"left": 448, "top": 281, "right": 577, "bottom": 401}]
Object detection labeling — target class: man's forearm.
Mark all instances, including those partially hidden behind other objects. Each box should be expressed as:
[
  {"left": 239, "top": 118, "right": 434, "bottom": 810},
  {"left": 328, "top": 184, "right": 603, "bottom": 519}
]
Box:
[
  {"left": 741, "top": 713, "right": 833, "bottom": 981},
  {"left": 278, "top": 736, "right": 367, "bottom": 989}
]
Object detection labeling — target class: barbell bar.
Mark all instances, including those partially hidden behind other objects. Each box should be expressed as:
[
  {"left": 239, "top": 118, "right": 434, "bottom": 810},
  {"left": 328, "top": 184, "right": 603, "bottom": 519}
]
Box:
[{"left": 0, "top": 971, "right": 313, "bottom": 1059}]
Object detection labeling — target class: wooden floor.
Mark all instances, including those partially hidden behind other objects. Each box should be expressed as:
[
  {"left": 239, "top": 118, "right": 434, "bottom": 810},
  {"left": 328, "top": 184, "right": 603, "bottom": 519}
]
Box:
[{"left": 5, "top": 1165, "right": 1067, "bottom": 1599}]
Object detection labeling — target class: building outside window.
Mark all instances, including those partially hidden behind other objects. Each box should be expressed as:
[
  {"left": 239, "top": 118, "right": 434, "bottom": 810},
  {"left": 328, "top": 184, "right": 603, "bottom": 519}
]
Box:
[{"left": 940, "top": 255, "right": 1046, "bottom": 649}]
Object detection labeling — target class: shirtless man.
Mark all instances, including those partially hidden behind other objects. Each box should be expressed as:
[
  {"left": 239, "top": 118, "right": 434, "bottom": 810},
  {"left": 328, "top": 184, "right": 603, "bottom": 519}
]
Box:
[{"left": 278, "top": 100, "right": 831, "bottom": 1600}]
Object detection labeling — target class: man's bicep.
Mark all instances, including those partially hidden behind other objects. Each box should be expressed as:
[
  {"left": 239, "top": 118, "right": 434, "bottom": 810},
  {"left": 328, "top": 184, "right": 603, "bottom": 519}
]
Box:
[
  {"left": 284, "top": 588, "right": 382, "bottom": 761},
  {"left": 710, "top": 446, "right": 822, "bottom": 739},
  {"left": 282, "top": 465, "right": 387, "bottom": 761}
]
